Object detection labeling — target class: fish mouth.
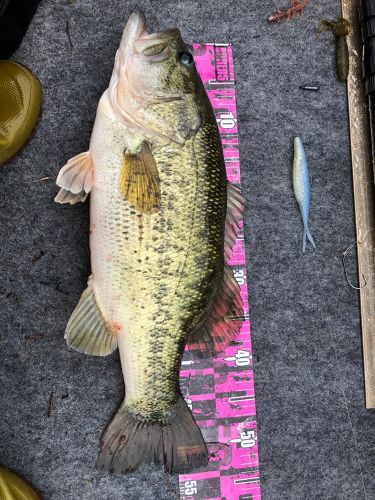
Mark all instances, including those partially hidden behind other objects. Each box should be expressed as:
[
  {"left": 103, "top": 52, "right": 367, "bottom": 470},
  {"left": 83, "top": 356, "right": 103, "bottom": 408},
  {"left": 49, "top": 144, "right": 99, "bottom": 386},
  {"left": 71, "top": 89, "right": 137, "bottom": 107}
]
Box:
[
  {"left": 118, "top": 11, "right": 147, "bottom": 63},
  {"left": 120, "top": 11, "right": 180, "bottom": 59}
]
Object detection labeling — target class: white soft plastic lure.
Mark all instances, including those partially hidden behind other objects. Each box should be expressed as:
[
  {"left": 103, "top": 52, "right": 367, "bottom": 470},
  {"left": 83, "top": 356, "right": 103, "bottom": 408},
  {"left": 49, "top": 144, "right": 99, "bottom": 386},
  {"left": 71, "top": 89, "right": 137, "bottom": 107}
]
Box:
[{"left": 292, "top": 137, "right": 316, "bottom": 252}]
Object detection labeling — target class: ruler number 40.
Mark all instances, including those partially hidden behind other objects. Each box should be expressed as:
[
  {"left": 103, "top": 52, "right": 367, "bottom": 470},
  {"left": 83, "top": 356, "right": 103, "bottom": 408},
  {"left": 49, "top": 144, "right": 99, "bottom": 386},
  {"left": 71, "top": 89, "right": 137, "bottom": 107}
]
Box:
[{"left": 225, "top": 349, "right": 251, "bottom": 367}]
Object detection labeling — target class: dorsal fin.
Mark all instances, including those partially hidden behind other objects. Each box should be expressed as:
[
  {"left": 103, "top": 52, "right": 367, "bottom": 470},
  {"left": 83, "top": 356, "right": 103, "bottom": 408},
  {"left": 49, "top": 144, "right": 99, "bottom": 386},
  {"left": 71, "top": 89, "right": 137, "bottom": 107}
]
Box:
[
  {"left": 188, "top": 183, "right": 246, "bottom": 356},
  {"left": 224, "top": 183, "right": 245, "bottom": 261}
]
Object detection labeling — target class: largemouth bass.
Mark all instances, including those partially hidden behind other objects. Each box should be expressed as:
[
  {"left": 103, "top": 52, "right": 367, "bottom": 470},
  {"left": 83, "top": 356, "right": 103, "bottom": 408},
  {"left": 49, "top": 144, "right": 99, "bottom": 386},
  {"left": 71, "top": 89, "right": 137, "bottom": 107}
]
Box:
[{"left": 55, "top": 11, "right": 244, "bottom": 475}]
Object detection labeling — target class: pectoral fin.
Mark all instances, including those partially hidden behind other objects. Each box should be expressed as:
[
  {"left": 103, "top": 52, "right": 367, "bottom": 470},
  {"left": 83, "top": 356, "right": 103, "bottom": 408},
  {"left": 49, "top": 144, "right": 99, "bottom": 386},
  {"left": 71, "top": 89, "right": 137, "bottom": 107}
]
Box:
[
  {"left": 55, "top": 151, "right": 94, "bottom": 204},
  {"left": 119, "top": 143, "right": 160, "bottom": 214},
  {"left": 65, "top": 286, "right": 117, "bottom": 356}
]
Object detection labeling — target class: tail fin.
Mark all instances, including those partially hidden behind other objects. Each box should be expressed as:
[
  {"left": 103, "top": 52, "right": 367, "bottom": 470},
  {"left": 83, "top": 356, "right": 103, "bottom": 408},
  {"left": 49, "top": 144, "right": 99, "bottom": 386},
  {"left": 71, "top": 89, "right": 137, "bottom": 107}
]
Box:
[
  {"left": 96, "top": 397, "right": 208, "bottom": 474},
  {"left": 303, "top": 222, "right": 316, "bottom": 253}
]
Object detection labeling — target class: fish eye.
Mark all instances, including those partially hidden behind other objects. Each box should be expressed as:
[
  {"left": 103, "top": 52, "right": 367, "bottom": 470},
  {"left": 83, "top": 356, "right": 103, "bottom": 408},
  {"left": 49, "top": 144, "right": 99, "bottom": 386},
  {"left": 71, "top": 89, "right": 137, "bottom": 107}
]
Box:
[{"left": 179, "top": 51, "right": 194, "bottom": 67}]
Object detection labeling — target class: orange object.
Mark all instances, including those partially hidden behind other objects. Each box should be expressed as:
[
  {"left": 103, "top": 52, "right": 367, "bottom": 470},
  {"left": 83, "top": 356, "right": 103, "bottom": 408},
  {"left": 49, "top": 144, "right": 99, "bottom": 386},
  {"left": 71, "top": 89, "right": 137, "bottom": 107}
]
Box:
[{"left": 267, "top": 0, "right": 309, "bottom": 23}]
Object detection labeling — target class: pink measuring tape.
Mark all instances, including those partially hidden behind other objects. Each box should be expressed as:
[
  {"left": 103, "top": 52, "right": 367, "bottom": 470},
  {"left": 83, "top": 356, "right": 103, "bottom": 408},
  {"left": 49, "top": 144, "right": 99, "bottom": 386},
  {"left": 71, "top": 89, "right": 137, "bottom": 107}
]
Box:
[{"left": 178, "top": 44, "right": 261, "bottom": 500}]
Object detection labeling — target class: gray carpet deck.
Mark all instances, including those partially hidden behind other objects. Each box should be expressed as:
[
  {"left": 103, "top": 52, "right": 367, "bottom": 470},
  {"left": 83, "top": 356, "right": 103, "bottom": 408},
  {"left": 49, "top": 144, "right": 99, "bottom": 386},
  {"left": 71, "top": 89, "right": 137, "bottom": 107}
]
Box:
[{"left": 1, "top": 1, "right": 375, "bottom": 499}]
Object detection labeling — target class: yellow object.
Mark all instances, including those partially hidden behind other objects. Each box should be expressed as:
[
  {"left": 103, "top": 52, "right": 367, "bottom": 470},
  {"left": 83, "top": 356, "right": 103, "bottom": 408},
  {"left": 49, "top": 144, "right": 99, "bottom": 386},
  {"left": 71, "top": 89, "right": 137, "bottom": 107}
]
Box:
[
  {"left": 119, "top": 143, "right": 160, "bottom": 214},
  {"left": 0, "top": 61, "right": 41, "bottom": 165},
  {"left": 0, "top": 465, "right": 41, "bottom": 500}
]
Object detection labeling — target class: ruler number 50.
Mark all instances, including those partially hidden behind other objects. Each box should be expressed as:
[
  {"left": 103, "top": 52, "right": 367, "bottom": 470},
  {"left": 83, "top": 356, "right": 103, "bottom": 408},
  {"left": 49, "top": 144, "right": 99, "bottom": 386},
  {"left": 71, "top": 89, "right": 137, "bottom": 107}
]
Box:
[{"left": 240, "top": 430, "right": 256, "bottom": 448}]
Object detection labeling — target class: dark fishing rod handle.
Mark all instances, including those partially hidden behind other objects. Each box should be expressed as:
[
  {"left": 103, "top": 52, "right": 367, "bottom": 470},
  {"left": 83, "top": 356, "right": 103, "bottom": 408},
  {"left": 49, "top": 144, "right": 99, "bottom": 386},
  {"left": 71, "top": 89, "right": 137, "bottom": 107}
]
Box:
[
  {"left": 359, "top": 0, "right": 375, "bottom": 94},
  {"left": 0, "top": 0, "right": 41, "bottom": 58},
  {"left": 360, "top": 1, "right": 375, "bottom": 167}
]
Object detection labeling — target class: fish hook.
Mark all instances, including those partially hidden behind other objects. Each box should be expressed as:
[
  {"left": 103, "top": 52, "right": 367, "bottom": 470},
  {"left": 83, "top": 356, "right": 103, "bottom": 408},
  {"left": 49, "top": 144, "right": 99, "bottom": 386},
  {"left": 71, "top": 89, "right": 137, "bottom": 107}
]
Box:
[{"left": 341, "top": 243, "right": 367, "bottom": 290}]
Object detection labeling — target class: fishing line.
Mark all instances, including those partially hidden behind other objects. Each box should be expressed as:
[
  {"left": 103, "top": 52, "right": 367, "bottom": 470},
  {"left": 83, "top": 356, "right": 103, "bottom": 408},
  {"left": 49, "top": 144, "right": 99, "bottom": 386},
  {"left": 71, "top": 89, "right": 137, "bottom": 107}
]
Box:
[
  {"left": 341, "top": 243, "right": 367, "bottom": 289},
  {"left": 312, "top": 252, "right": 368, "bottom": 500}
]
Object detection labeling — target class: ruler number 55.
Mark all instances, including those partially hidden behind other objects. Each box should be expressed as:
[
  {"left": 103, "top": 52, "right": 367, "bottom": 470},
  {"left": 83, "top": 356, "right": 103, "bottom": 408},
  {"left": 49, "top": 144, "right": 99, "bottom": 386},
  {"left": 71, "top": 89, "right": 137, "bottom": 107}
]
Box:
[{"left": 182, "top": 480, "right": 197, "bottom": 495}]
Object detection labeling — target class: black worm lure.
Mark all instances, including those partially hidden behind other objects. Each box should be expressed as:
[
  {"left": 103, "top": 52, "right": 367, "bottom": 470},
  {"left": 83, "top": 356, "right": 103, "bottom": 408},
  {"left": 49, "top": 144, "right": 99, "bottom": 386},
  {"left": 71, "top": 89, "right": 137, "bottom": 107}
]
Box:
[{"left": 319, "top": 18, "right": 352, "bottom": 81}]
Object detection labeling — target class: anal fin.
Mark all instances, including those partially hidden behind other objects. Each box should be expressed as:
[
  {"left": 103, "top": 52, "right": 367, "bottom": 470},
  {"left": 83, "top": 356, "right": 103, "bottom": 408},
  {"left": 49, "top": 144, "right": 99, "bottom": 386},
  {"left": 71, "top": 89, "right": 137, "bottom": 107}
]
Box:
[{"left": 65, "top": 286, "right": 117, "bottom": 356}]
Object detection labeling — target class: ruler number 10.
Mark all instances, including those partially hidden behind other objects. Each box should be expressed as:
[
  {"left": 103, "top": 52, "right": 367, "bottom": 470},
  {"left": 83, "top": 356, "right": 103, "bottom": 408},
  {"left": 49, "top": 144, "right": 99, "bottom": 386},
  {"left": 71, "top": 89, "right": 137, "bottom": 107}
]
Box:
[{"left": 217, "top": 111, "right": 236, "bottom": 130}]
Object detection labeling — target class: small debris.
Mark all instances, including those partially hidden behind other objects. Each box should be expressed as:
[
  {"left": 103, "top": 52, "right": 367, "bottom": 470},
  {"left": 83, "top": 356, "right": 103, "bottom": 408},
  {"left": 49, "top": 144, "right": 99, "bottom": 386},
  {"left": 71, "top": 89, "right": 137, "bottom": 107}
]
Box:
[
  {"left": 300, "top": 84, "right": 320, "bottom": 91},
  {"left": 32, "top": 176, "right": 51, "bottom": 183},
  {"left": 267, "top": 0, "right": 309, "bottom": 23},
  {"left": 48, "top": 392, "right": 54, "bottom": 417},
  {"left": 25, "top": 334, "right": 44, "bottom": 340},
  {"left": 32, "top": 249, "right": 45, "bottom": 263},
  {"left": 66, "top": 19, "right": 73, "bottom": 48}
]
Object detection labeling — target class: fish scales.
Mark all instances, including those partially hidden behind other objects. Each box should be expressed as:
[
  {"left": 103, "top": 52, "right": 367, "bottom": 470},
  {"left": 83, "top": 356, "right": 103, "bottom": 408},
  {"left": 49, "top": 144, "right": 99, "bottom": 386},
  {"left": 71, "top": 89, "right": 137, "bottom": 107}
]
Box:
[
  {"left": 90, "top": 102, "right": 226, "bottom": 417},
  {"left": 55, "top": 11, "right": 244, "bottom": 474}
]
